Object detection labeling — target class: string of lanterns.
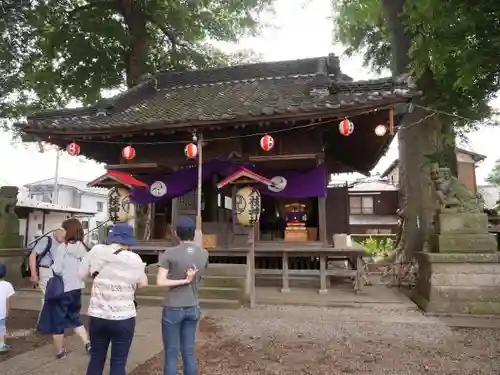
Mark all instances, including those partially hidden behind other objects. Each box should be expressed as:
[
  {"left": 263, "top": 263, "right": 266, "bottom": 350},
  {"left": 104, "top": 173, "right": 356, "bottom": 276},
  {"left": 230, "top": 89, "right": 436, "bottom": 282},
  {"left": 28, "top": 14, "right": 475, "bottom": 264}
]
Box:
[{"left": 64, "top": 117, "right": 390, "bottom": 158}]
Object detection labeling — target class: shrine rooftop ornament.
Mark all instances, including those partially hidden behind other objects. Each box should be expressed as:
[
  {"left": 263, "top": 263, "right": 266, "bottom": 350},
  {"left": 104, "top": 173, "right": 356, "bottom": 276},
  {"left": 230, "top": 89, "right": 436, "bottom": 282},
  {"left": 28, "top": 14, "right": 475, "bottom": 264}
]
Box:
[
  {"left": 66, "top": 142, "right": 80, "bottom": 156},
  {"left": 122, "top": 145, "right": 136, "bottom": 160},
  {"left": 338, "top": 119, "right": 354, "bottom": 136},
  {"left": 260, "top": 134, "right": 274, "bottom": 151},
  {"left": 184, "top": 143, "right": 198, "bottom": 159},
  {"left": 374, "top": 124, "right": 387, "bottom": 136}
]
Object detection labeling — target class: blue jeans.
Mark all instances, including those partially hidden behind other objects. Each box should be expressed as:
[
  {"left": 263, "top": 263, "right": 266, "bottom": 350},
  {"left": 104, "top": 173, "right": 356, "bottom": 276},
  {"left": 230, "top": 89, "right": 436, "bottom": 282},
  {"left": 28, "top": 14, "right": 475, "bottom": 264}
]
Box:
[
  {"left": 86, "top": 317, "right": 135, "bottom": 375},
  {"left": 0, "top": 318, "right": 5, "bottom": 338},
  {"left": 162, "top": 306, "right": 200, "bottom": 375}
]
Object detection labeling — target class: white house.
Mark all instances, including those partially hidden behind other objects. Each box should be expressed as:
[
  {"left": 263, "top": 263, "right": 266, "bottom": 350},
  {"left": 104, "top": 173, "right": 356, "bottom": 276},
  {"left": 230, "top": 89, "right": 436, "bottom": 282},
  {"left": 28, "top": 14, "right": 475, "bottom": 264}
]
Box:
[
  {"left": 23, "top": 177, "right": 109, "bottom": 235},
  {"left": 478, "top": 184, "right": 500, "bottom": 210},
  {"left": 15, "top": 199, "right": 96, "bottom": 247}
]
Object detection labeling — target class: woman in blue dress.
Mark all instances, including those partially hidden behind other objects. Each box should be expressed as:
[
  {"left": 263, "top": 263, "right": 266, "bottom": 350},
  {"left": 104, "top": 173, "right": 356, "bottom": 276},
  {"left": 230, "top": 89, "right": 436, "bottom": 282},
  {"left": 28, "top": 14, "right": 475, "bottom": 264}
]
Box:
[{"left": 37, "top": 218, "right": 91, "bottom": 359}]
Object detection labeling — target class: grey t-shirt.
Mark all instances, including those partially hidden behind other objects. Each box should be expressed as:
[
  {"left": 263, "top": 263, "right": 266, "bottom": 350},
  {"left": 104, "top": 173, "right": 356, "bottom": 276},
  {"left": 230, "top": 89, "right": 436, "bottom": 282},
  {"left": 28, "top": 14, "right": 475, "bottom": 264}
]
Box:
[{"left": 158, "top": 242, "right": 208, "bottom": 307}]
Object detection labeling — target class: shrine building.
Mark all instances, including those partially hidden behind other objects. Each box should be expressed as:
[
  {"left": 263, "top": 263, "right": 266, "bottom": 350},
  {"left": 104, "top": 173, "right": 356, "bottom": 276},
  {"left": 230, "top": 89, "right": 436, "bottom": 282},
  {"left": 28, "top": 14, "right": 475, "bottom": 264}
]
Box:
[{"left": 16, "top": 54, "right": 419, "bottom": 277}]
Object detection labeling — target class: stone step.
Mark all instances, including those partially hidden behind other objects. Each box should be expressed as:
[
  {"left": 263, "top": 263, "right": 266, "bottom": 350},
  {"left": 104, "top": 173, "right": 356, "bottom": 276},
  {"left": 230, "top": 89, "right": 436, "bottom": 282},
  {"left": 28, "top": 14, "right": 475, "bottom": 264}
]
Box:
[
  {"left": 135, "top": 295, "right": 242, "bottom": 309},
  {"left": 137, "top": 285, "right": 243, "bottom": 301},
  {"left": 427, "top": 285, "right": 500, "bottom": 302},
  {"left": 147, "top": 263, "right": 247, "bottom": 278},
  {"left": 205, "top": 264, "right": 247, "bottom": 277},
  {"left": 430, "top": 273, "right": 500, "bottom": 286},
  {"left": 201, "top": 275, "right": 246, "bottom": 289},
  {"left": 146, "top": 273, "right": 245, "bottom": 289}
]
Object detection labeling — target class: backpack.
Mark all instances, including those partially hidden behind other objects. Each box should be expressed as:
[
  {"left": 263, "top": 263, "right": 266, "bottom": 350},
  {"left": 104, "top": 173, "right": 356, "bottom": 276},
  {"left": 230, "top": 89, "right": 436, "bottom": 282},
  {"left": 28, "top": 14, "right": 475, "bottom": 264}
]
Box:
[{"left": 20, "top": 236, "right": 53, "bottom": 278}]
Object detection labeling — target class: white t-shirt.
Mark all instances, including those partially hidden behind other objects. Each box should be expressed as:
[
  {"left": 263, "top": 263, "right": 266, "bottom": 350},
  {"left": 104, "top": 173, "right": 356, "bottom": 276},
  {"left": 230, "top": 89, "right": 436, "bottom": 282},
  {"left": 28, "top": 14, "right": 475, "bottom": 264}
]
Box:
[
  {"left": 78, "top": 244, "right": 146, "bottom": 320},
  {"left": 0, "top": 280, "right": 15, "bottom": 320}
]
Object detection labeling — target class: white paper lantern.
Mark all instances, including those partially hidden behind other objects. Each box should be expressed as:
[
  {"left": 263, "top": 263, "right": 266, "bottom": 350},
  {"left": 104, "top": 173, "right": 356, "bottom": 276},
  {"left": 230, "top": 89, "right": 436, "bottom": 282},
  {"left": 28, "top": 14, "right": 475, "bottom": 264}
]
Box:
[
  {"left": 235, "top": 186, "right": 261, "bottom": 226},
  {"left": 108, "top": 187, "right": 131, "bottom": 223},
  {"left": 374, "top": 124, "right": 387, "bottom": 136}
]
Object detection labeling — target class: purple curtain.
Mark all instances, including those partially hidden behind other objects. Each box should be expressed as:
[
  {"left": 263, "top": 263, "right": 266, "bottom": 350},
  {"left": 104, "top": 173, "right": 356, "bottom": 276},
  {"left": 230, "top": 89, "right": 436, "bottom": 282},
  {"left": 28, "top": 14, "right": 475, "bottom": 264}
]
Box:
[{"left": 130, "top": 160, "right": 326, "bottom": 204}]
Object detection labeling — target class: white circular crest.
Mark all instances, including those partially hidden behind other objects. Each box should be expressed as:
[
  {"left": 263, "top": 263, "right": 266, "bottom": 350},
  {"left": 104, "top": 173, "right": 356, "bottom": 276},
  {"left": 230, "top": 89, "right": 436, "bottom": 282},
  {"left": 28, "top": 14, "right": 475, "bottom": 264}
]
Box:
[
  {"left": 150, "top": 181, "right": 167, "bottom": 197},
  {"left": 268, "top": 176, "right": 287, "bottom": 193}
]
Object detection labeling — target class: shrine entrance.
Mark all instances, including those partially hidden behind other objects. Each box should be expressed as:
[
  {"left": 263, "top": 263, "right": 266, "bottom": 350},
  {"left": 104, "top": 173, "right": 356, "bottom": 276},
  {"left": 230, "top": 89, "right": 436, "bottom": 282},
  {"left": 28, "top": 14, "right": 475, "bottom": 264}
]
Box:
[{"left": 259, "top": 195, "right": 319, "bottom": 241}]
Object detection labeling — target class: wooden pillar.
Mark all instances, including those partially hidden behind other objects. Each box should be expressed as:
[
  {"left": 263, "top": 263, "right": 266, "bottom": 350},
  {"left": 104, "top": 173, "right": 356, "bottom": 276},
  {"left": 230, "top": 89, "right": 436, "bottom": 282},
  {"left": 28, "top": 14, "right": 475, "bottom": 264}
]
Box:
[
  {"left": 281, "top": 251, "right": 290, "bottom": 292},
  {"left": 318, "top": 254, "right": 328, "bottom": 294},
  {"left": 210, "top": 173, "right": 219, "bottom": 222},
  {"left": 355, "top": 255, "right": 364, "bottom": 293},
  {"left": 41, "top": 212, "right": 47, "bottom": 233},
  {"left": 317, "top": 157, "right": 328, "bottom": 243},
  {"left": 171, "top": 198, "right": 179, "bottom": 228},
  {"left": 249, "top": 225, "right": 256, "bottom": 308},
  {"left": 318, "top": 197, "right": 327, "bottom": 243}
]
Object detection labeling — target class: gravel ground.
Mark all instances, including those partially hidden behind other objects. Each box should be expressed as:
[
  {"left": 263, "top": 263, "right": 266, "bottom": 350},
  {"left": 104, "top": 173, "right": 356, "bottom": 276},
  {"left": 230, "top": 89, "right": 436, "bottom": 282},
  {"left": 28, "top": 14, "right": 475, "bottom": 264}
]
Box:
[
  {"left": 0, "top": 310, "right": 50, "bottom": 362},
  {"left": 131, "top": 305, "right": 500, "bottom": 375}
]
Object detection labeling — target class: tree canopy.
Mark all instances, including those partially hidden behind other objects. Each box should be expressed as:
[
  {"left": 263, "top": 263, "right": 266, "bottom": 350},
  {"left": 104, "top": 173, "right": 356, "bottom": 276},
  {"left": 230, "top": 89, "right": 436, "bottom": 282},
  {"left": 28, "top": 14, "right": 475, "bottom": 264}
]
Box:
[
  {"left": 0, "top": 0, "right": 272, "bottom": 121},
  {"left": 487, "top": 161, "right": 500, "bottom": 185},
  {"left": 332, "top": 0, "right": 500, "bottom": 131}
]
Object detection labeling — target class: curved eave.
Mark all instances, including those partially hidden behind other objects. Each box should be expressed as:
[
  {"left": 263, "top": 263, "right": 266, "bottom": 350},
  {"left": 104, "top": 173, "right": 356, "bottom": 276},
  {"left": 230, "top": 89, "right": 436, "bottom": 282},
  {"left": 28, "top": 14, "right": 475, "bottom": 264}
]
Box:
[{"left": 16, "top": 97, "right": 412, "bottom": 139}]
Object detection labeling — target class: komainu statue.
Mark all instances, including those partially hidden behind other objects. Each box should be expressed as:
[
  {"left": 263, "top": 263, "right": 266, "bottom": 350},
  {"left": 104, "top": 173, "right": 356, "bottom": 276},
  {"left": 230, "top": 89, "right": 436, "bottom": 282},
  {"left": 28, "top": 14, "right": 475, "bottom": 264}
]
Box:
[
  {"left": 0, "top": 186, "right": 22, "bottom": 248},
  {"left": 430, "top": 167, "right": 483, "bottom": 213}
]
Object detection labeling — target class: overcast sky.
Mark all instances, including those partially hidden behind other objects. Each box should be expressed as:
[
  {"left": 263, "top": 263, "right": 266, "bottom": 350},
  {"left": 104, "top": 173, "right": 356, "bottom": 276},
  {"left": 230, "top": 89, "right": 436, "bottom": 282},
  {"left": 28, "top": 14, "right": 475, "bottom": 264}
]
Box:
[{"left": 1, "top": 0, "right": 499, "bottom": 187}]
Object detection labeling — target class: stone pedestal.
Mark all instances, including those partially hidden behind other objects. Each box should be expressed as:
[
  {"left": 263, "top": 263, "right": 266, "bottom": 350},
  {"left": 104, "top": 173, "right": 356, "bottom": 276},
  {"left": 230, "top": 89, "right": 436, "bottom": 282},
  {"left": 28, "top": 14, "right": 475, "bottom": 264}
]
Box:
[
  {"left": 412, "top": 252, "right": 500, "bottom": 315},
  {"left": 430, "top": 213, "right": 496, "bottom": 253}
]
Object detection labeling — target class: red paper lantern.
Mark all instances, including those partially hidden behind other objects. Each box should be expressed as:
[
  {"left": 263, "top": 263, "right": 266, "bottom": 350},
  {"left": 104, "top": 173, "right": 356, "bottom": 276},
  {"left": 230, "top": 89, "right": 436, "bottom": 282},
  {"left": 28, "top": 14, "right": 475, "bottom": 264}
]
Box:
[
  {"left": 66, "top": 142, "right": 80, "bottom": 156},
  {"left": 260, "top": 134, "right": 275, "bottom": 151},
  {"left": 339, "top": 119, "right": 354, "bottom": 136},
  {"left": 122, "top": 145, "right": 136, "bottom": 160},
  {"left": 184, "top": 143, "right": 198, "bottom": 159}
]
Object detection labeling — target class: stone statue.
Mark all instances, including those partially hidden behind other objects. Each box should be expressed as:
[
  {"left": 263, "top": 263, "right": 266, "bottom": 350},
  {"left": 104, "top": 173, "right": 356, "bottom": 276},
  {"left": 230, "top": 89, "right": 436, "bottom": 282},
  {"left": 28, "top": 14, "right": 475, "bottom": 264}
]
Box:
[
  {"left": 430, "top": 167, "right": 483, "bottom": 213},
  {"left": 0, "top": 186, "right": 22, "bottom": 248}
]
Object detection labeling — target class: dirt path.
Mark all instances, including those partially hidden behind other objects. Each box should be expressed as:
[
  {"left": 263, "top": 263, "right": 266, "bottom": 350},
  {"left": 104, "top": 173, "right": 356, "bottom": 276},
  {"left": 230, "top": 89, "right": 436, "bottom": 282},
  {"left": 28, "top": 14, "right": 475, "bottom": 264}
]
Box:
[{"left": 131, "top": 306, "right": 500, "bottom": 375}]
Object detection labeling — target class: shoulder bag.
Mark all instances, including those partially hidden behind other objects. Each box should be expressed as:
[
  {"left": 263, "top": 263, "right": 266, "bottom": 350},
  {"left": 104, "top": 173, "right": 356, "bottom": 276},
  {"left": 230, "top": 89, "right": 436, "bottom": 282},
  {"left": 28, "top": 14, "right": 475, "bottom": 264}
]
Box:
[{"left": 44, "top": 246, "right": 68, "bottom": 301}]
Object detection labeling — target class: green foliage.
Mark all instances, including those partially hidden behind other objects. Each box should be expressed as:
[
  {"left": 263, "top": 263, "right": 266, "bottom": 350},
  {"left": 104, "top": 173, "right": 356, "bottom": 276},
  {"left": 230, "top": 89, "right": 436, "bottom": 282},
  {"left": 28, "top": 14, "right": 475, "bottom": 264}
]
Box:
[
  {"left": 0, "top": 0, "right": 273, "bottom": 122},
  {"left": 360, "top": 236, "right": 395, "bottom": 258},
  {"left": 486, "top": 161, "right": 500, "bottom": 185},
  {"left": 333, "top": 0, "right": 390, "bottom": 74},
  {"left": 332, "top": 0, "right": 500, "bottom": 131}
]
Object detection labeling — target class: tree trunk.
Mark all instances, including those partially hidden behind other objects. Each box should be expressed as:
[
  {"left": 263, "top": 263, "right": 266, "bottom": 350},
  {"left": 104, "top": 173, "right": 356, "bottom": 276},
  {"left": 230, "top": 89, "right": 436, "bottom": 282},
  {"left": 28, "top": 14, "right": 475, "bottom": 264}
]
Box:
[
  {"left": 380, "top": 0, "right": 457, "bottom": 261},
  {"left": 118, "top": 1, "right": 151, "bottom": 238},
  {"left": 120, "top": 0, "right": 149, "bottom": 87}
]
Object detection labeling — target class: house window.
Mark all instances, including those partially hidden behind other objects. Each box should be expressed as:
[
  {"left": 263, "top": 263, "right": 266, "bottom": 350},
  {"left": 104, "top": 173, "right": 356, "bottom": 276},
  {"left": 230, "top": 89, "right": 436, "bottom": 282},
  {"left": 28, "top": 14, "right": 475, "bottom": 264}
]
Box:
[
  {"left": 96, "top": 201, "right": 104, "bottom": 212},
  {"left": 82, "top": 221, "right": 89, "bottom": 229},
  {"left": 350, "top": 196, "right": 374, "bottom": 215}
]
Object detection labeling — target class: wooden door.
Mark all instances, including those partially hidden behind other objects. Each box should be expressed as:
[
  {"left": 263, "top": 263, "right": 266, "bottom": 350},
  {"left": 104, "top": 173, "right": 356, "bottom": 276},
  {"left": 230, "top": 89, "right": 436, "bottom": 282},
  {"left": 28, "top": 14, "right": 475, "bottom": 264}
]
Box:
[{"left": 177, "top": 189, "right": 197, "bottom": 222}]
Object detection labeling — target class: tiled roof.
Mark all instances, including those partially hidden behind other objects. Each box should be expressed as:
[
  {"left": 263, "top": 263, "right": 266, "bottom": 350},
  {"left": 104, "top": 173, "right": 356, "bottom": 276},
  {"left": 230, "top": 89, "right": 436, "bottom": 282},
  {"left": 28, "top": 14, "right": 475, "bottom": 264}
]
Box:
[
  {"left": 349, "top": 180, "right": 398, "bottom": 192},
  {"left": 87, "top": 170, "right": 148, "bottom": 188},
  {"left": 19, "top": 55, "right": 418, "bottom": 133}
]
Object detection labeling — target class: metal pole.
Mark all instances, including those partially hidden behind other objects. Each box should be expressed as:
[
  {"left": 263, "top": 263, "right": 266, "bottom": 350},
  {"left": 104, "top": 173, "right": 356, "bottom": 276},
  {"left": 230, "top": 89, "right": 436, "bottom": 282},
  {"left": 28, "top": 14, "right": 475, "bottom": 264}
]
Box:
[
  {"left": 53, "top": 149, "right": 61, "bottom": 204},
  {"left": 194, "top": 132, "right": 204, "bottom": 247},
  {"left": 250, "top": 224, "right": 256, "bottom": 308}
]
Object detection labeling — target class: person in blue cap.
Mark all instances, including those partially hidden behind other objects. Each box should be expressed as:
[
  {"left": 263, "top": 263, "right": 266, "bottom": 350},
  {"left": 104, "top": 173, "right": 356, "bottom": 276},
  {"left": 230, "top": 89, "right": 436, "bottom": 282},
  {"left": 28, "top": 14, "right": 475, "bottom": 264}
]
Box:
[
  {"left": 0, "top": 262, "right": 15, "bottom": 352},
  {"left": 156, "top": 216, "right": 209, "bottom": 375},
  {"left": 79, "top": 222, "right": 148, "bottom": 375}
]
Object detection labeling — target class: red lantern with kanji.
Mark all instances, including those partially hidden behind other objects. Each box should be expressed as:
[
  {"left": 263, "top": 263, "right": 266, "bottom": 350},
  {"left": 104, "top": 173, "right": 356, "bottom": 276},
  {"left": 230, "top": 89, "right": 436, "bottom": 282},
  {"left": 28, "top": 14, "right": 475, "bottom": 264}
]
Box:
[
  {"left": 66, "top": 142, "right": 80, "bottom": 156},
  {"left": 184, "top": 143, "right": 198, "bottom": 159},
  {"left": 339, "top": 119, "right": 354, "bottom": 136},
  {"left": 122, "top": 145, "right": 136, "bottom": 160},
  {"left": 260, "top": 134, "right": 274, "bottom": 151}
]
